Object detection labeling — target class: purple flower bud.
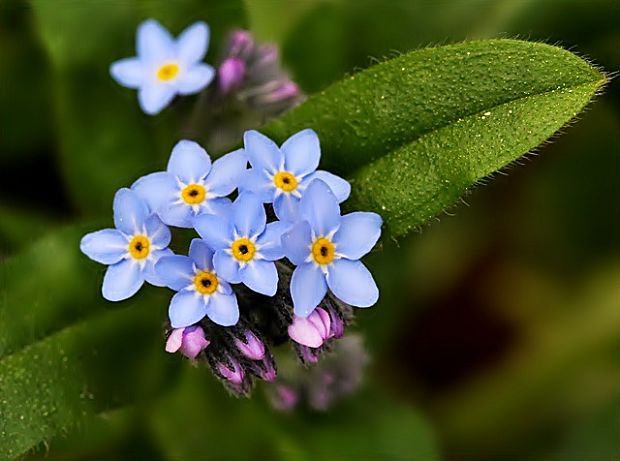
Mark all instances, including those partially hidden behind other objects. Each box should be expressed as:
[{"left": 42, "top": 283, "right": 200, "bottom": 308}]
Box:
[
  {"left": 288, "top": 307, "right": 333, "bottom": 348},
  {"left": 234, "top": 329, "right": 266, "bottom": 361},
  {"left": 218, "top": 57, "right": 247, "bottom": 95},
  {"left": 254, "top": 44, "right": 279, "bottom": 69},
  {"left": 297, "top": 345, "right": 321, "bottom": 364},
  {"left": 270, "top": 384, "right": 299, "bottom": 411},
  {"left": 217, "top": 357, "right": 245, "bottom": 385},
  {"left": 254, "top": 354, "right": 277, "bottom": 381},
  {"left": 256, "top": 80, "right": 301, "bottom": 105},
  {"left": 165, "top": 326, "right": 210, "bottom": 359},
  {"left": 227, "top": 30, "right": 254, "bottom": 59},
  {"left": 325, "top": 304, "right": 345, "bottom": 339}
]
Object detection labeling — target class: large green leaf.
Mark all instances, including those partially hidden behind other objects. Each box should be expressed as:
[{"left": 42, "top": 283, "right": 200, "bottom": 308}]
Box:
[
  {"left": 263, "top": 39, "right": 606, "bottom": 237},
  {"left": 29, "top": 0, "right": 246, "bottom": 215}
]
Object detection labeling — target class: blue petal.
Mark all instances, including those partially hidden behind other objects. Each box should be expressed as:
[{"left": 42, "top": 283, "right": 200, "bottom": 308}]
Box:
[
  {"left": 291, "top": 263, "right": 327, "bottom": 317},
  {"left": 138, "top": 83, "right": 176, "bottom": 115},
  {"left": 137, "top": 19, "right": 175, "bottom": 64},
  {"left": 238, "top": 169, "right": 275, "bottom": 202},
  {"left": 155, "top": 254, "right": 194, "bottom": 291},
  {"left": 189, "top": 238, "right": 214, "bottom": 271},
  {"left": 273, "top": 192, "right": 300, "bottom": 222},
  {"left": 333, "top": 212, "right": 382, "bottom": 260},
  {"left": 281, "top": 220, "right": 312, "bottom": 266},
  {"left": 281, "top": 129, "right": 320, "bottom": 177},
  {"left": 302, "top": 170, "right": 351, "bottom": 203},
  {"left": 299, "top": 179, "right": 341, "bottom": 236},
  {"left": 158, "top": 201, "right": 194, "bottom": 228},
  {"left": 167, "top": 139, "right": 212, "bottom": 184},
  {"left": 168, "top": 290, "right": 207, "bottom": 328},
  {"left": 243, "top": 130, "right": 283, "bottom": 174},
  {"left": 113, "top": 188, "right": 149, "bottom": 235},
  {"left": 194, "top": 213, "right": 232, "bottom": 250},
  {"left": 240, "top": 259, "right": 278, "bottom": 296},
  {"left": 175, "top": 64, "right": 214, "bottom": 95},
  {"left": 232, "top": 192, "right": 266, "bottom": 238},
  {"left": 256, "top": 221, "right": 290, "bottom": 261},
  {"left": 143, "top": 248, "right": 173, "bottom": 287},
  {"left": 202, "top": 197, "right": 232, "bottom": 217},
  {"left": 110, "top": 58, "right": 144, "bottom": 89},
  {"left": 327, "top": 259, "right": 378, "bottom": 307},
  {"left": 131, "top": 172, "right": 176, "bottom": 214},
  {"left": 204, "top": 149, "right": 247, "bottom": 197},
  {"left": 205, "top": 292, "right": 239, "bottom": 326},
  {"left": 102, "top": 259, "right": 144, "bottom": 301},
  {"left": 144, "top": 214, "right": 171, "bottom": 249},
  {"left": 80, "top": 229, "right": 127, "bottom": 265},
  {"left": 176, "top": 21, "right": 209, "bottom": 65},
  {"left": 213, "top": 249, "right": 241, "bottom": 283}
]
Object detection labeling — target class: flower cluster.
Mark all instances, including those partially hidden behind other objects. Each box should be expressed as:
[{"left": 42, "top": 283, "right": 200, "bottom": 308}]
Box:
[{"left": 85, "top": 18, "right": 382, "bottom": 398}]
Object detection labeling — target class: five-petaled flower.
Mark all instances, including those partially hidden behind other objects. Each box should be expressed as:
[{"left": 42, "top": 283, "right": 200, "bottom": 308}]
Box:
[
  {"left": 282, "top": 179, "right": 382, "bottom": 317},
  {"left": 132, "top": 140, "right": 246, "bottom": 228},
  {"left": 110, "top": 19, "right": 215, "bottom": 115},
  {"left": 80, "top": 188, "right": 172, "bottom": 301},
  {"left": 241, "top": 129, "right": 350, "bottom": 222},
  {"left": 156, "top": 239, "right": 239, "bottom": 328},
  {"left": 194, "top": 192, "right": 288, "bottom": 296}
]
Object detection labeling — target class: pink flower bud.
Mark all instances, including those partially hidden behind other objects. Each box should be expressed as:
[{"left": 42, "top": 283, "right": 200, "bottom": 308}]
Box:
[
  {"left": 270, "top": 384, "right": 298, "bottom": 411},
  {"left": 288, "top": 307, "right": 333, "bottom": 348},
  {"left": 217, "top": 358, "right": 245, "bottom": 385},
  {"left": 234, "top": 329, "right": 266, "bottom": 361},
  {"left": 218, "top": 57, "right": 247, "bottom": 94},
  {"left": 227, "top": 30, "right": 255, "bottom": 58},
  {"left": 165, "top": 326, "right": 210, "bottom": 359}
]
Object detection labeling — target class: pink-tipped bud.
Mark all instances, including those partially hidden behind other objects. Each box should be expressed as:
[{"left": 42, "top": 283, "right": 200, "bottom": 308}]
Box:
[
  {"left": 165, "top": 326, "right": 210, "bottom": 359},
  {"left": 227, "top": 30, "right": 255, "bottom": 59},
  {"left": 217, "top": 358, "right": 245, "bottom": 385},
  {"left": 288, "top": 307, "right": 333, "bottom": 348},
  {"left": 258, "top": 80, "right": 300, "bottom": 105},
  {"left": 297, "top": 345, "right": 321, "bottom": 364},
  {"left": 218, "top": 57, "right": 247, "bottom": 94},
  {"left": 252, "top": 353, "right": 277, "bottom": 381},
  {"left": 326, "top": 305, "right": 345, "bottom": 339},
  {"left": 271, "top": 385, "right": 299, "bottom": 411},
  {"left": 234, "top": 329, "right": 266, "bottom": 361}
]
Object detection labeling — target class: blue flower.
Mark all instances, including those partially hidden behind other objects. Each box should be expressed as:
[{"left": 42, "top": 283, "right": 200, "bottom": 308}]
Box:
[
  {"left": 132, "top": 140, "right": 246, "bottom": 228},
  {"left": 194, "top": 192, "right": 288, "bottom": 296},
  {"left": 80, "top": 188, "right": 172, "bottom": 301},
  {"left": 240, "top": 129, "right": 350, "bottom": 222},
  {"left": 110, "top": 19, "right": 215, "bottom": 115},
  {"left": 156, "top": 239, "right": 239, "bottom": 328},
  {"left": 281, "top": 179, "right": 382, "bottom": 317}
]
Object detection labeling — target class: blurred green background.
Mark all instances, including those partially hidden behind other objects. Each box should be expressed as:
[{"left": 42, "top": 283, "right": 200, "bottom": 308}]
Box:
[{"left": 1, "top": 0, "right": 619, "bottom": 460}]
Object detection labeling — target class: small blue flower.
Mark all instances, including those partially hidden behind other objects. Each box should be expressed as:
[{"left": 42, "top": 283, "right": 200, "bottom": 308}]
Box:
[
  {"left": 156, "top": 239, "right": 239, "bottom": 328},
  {"left": 80, "top": 188, "right": 172, "bottom": 301},
  {"left": 281, "top": 179, "right": 382, "bottom": 317},
  {"left": 194, "top": 192, "right": 288, "bottom": 296},
  {"left": 110, "top": 19, "right": 215, "bottom": 115},
  {"left": 240, "top": 129, "right": 350, "bottom": 222},
  {"left": 132, "top": 140, "right": 246, "bottom": 228}
]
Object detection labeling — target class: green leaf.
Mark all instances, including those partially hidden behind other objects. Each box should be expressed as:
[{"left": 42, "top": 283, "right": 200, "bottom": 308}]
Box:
[
  {"left": 0, "top": 227, "right": 177, "bottom": 460},
  {"left": 263, "top": 39, "right": 607, "bottom": 237},
  {"left": 29, "top": 0, "right": 246, "bottom": 215}
]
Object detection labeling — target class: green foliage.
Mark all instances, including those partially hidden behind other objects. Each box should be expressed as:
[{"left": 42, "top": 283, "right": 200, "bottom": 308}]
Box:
[{"left": 264, "top": 39, "right": 606, "bottom": 237}]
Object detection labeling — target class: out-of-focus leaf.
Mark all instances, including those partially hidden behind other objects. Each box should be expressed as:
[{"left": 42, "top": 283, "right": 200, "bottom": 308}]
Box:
[
  {"left": 29, "top": 0, "right": 246, "bottom": 215},
  {"left": 264, "top": 39, "right": 606, "bottom": 237},
  {"left": 148, "top": 366, "right": 438, "bottom": 461},
  {"left": 0, "top": 202, "right": 57, "bottom": 256},
  {"left": 0, "top": 0, "right": 53, "bottom": 161}
]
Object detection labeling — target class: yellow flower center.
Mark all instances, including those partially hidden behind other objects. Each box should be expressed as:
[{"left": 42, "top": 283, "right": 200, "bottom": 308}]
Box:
[
  {"left": 181, "top": 184, "right": 206, "bottom": 205},
  {"left": 128, "top": 235, "right": 150, "bottom": 260},
  {"left": 273, "top": 171, "right": 298, "bottom": 192},
  {"left": 231, "top": 238, "right": 256, "bottom": 262},
  {"left": 311, "top": 237, "right": 335, "bottom": 265},
  {"left": 194, "top": 270, "right": 219, "bottom": 295},
  {"left": 157, "top": 63, "right": 180, "bottom": 81}
]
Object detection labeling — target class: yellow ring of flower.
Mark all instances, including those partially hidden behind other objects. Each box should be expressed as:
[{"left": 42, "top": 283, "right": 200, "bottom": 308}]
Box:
[
  {"left": 231, "top": 238, "right": 256, "bottom": 262},
  {"left": 311, "top": 237, "right": 335, "bottom": 265},
  {"left": 194, "top": 270, "right": 219, "bottom": 295},
  {"left": 181, "top": 184, "right": 206, "bottom": 205},
  {"left": 128, "top": 235, "right": 150, "bottom": 260},
  {"left": 273, "top": 171, "right": 298, "bottom": 192}
]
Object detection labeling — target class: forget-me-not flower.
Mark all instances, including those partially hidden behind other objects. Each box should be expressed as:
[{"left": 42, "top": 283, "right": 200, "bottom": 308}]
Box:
[
  {"left": 156, "top": 239, "right": 239, "bottom": 328},
  {"left": 132, "top": 140, "right": 246, "bottom": 228},
  {"left": 282, "top": 179, "right": 382, "bottom": 317},
  {"left": 110, "top": 19, "right": 215, "bottom": 115},
  {"left": 194, "top": 192, "right": 288, "bottom": 296},
  {"left": 80, "top": 188, "right": 172, "bottom": 301},
  {"left": 240, "top": 129, "right": 350, "bottom": 222}
]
